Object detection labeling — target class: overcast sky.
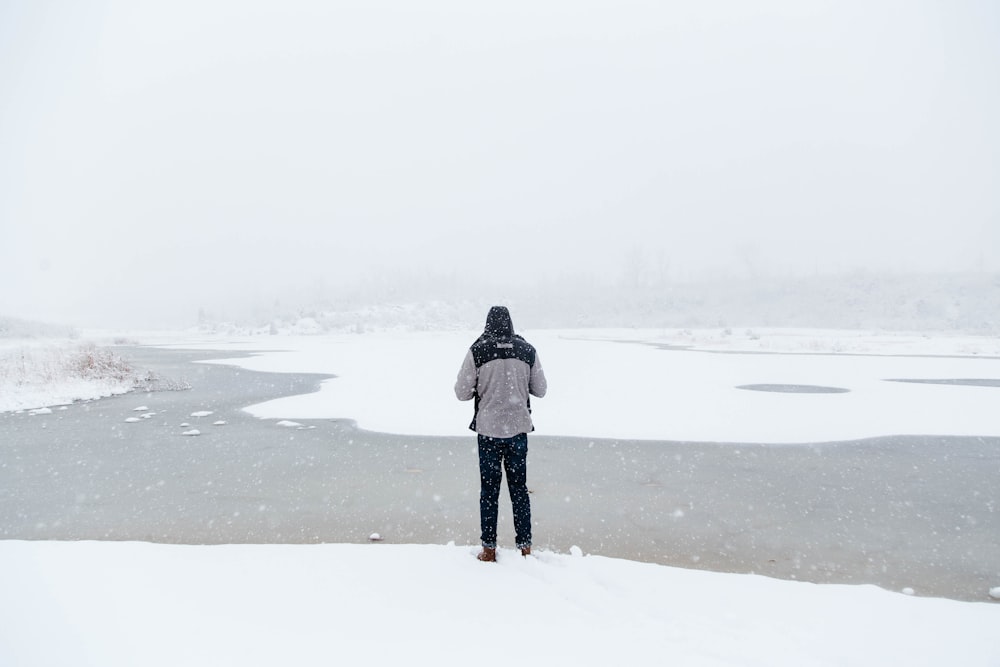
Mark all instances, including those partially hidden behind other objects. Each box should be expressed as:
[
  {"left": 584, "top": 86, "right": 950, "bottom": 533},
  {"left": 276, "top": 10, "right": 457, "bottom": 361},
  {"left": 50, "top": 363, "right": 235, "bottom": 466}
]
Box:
[{"left": 1, "top": 0, "right": 998, "bottom": 327}]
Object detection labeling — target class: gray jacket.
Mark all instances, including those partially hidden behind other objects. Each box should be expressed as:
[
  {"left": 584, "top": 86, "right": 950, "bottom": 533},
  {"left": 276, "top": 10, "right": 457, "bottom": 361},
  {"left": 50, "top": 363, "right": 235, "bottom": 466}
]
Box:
[{"left": 454, "top": 336, "right": 547, "bottom": 439}]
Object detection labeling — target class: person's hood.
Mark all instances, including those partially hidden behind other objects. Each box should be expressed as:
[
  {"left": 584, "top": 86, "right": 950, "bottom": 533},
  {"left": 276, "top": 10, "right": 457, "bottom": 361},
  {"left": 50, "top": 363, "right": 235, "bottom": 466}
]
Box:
[{"left": 484, "top": 306, "right": 514, "bottom": 338}]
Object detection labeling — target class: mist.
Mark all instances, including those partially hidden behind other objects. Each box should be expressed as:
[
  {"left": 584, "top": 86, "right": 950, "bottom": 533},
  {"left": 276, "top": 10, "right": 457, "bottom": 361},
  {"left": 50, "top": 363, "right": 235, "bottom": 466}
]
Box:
[{"left": 2, "top": 1, "right": 998, "bottom": 328}]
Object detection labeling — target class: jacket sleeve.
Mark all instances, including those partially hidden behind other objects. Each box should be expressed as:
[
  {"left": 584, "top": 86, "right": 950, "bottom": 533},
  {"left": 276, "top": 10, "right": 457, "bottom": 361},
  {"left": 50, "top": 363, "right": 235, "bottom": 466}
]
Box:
[
  {"left": 529, "top": 354, "right": 547, "bottom": 398},
  {"left": 454, "top": 349, "right": 477, "bottom": 401}
]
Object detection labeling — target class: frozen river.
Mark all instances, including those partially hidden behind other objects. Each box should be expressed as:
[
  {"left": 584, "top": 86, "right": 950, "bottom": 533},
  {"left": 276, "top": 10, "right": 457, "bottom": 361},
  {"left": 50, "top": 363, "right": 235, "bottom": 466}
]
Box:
[{"left": 1, "top": 346, "right": 998, "bottom": 602}]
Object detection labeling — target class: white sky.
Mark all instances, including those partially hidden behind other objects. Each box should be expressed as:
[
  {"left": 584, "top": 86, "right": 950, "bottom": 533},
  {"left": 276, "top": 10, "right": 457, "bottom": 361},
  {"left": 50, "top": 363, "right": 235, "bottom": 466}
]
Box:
[{"left": 1, "top": 0, "right": 998, "bottom": 326}]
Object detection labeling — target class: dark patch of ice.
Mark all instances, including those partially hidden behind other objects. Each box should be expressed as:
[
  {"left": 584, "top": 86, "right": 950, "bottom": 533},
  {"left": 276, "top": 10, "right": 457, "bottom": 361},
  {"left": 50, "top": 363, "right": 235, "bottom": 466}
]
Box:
[
  {"left": 884, "top": 378, "right": 1000, "bottom": 388},
  {"left": 737, "top": 384, "right": 850, "bottom": 394}
]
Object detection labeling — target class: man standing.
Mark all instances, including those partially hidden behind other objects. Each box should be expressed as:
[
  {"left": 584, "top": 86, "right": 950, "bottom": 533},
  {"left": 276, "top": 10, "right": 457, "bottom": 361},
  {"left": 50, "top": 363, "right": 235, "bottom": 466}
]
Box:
[{"left": 455, "top": 306, "right": 547, "bottom": 562}]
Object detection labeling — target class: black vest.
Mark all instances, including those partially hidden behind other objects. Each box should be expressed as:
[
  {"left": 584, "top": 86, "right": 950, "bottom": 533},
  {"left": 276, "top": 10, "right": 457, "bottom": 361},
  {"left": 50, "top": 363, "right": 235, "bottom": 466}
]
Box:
[{"left": 470, "top": 334, "right": 536, "bottom": 368}]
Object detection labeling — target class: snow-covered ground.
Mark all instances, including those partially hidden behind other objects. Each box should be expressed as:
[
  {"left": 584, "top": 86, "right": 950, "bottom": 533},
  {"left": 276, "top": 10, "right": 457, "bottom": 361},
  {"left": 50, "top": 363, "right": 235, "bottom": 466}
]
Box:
[
  {"left": 3, "top": 328, "right": 1000, "bottom": 666},
  {"left": 155, "top": 328, "right": 1000, "bottom": 443},
  {"left": 2, "top": 540, "right": 998, "bottom": 667}
]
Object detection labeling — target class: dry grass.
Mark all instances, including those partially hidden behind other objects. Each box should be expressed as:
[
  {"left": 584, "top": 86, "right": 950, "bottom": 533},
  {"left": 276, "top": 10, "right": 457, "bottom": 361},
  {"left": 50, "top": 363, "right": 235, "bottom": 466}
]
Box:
[
  {"left": 71, "top": 344, "right": 135, "bottom": 381},
  {"left": 1, "top": 344, "right": 146, "bottom": 388}
]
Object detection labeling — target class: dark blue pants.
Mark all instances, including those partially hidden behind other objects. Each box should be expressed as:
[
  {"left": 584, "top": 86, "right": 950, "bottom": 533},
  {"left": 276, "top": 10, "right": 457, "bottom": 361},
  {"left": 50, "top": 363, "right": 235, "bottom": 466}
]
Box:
[{"left": 478, "top": 433, "right": 531, "bottom": 549}]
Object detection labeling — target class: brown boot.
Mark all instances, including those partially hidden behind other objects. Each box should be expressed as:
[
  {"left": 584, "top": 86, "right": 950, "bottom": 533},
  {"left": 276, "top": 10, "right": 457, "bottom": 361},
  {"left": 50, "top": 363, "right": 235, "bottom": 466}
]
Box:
[
  {"left": 520, "top": 546, "right": 531, "bottom": 557},
  {"left": 477, "top": 547, "right": 497, "bottom": 562}
]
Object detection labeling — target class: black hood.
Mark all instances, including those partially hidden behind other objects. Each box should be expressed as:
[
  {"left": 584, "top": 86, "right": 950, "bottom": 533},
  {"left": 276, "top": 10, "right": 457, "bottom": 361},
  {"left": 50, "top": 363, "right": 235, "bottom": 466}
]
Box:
[{"left": 483, "top": 306, "right": 514, "bottom": 338}]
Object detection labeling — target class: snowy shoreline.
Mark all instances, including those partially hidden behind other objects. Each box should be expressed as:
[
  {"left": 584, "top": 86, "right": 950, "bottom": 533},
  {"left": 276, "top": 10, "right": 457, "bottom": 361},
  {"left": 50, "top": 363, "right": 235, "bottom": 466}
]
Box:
[{"left": 2, "top": 540, "right": 999, "bottom": 667}]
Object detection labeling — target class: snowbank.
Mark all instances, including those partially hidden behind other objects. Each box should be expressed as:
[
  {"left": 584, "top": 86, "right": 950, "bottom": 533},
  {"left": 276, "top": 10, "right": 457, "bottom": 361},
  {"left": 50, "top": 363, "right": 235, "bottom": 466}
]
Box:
[{"left": 1, "top": 541, "right": 997, "bottom": 667}]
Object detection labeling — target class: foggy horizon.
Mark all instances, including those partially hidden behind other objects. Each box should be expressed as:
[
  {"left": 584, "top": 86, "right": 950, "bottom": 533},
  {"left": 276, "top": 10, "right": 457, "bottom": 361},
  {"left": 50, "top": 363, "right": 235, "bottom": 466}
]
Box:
[{"left": 2, "top": 1, "right": 998, "bottom": 328}]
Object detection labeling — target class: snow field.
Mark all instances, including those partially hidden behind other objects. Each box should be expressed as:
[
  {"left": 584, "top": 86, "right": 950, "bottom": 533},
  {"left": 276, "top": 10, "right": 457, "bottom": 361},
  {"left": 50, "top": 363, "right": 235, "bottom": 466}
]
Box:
[
  {"left": 1, "top": 541, "right": 998, "bottom": 667},
  {"left": 170, "top": 329, "right": 1000, "bottom": 443}
]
